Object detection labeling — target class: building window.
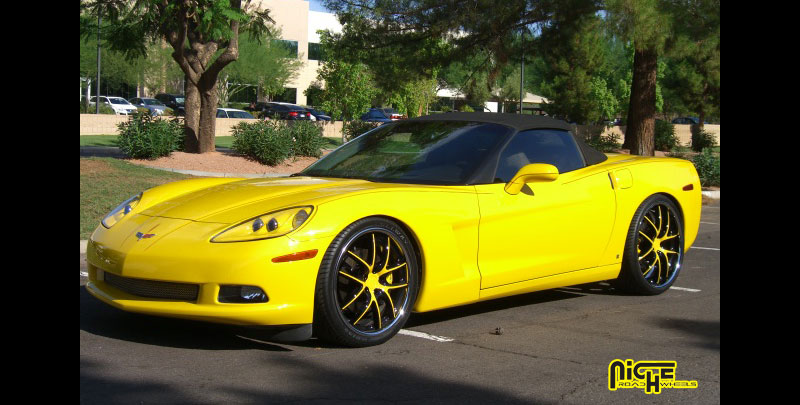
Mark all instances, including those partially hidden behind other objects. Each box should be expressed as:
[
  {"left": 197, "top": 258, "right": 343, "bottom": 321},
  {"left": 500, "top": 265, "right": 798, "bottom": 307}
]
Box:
[
  {"left": 308, "top": 42, "right": 324, "bottom": 61},
  {"left": 273, "top": 88, "right": 297, "bottom": 104},
  {"left": 271, "top": 39, "right": 298, "bottom": 58}
]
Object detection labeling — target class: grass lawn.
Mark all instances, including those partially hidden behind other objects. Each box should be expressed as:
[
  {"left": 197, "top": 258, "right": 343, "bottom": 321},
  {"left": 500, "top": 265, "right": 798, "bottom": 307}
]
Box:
[
  {"left": 80, "top": 135, "right": 343, "bottom": 149},
  {"left": 80, "top": 157, "right": 192, "bottom": 240}
]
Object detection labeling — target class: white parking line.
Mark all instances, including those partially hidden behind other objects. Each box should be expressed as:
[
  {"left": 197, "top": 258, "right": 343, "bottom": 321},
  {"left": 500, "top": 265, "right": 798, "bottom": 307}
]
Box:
[
  {"left": 398, "top": 329, "right": 454, "bottom": 342},
  {"left": 80, "top": 271, "right": 88, "bottom": 277},
  {"left": 700, "top": 221, "right": 719, "bottom": 225},
  {"left": 690, "top": 246, "right": 720, "bottom": 251},
  {"left": 670, "top": 286, "right": 701, "bottom": 292}
]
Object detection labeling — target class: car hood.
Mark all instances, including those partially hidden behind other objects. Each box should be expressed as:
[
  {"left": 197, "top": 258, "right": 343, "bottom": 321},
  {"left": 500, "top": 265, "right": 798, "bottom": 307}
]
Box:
[{"left": 140, "top": 176, "right": 374, "bottom": 224}]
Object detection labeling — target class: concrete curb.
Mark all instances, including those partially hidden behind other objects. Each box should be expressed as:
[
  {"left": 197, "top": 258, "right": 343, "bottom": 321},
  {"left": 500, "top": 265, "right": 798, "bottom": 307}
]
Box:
[
  {"left": 139, "top": 165, "right": 292, "bottom": 178},
  {"left": 81, "top": 240, "right": 88, "bottom": 254},
  {"left": 701, "top": 190, "right": 720, "bottom": 199}
]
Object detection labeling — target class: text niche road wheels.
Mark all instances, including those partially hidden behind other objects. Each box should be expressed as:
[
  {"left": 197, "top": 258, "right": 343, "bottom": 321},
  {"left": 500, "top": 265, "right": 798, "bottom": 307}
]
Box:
[
  {"left": 314, "top": 218, "right": 419, "bottom": 347},
  {"left": 616, "top": 195, "right": 684, "bottom": 295}
]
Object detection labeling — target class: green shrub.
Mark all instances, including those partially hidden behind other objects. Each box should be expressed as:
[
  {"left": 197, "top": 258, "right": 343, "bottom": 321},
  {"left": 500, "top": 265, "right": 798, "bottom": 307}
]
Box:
[
  {"left": 691, "top": 124, "right": 717, "bottom": 152},
  {"left": 459, "top": 104, "right": 474, "bottom": 112},
  {"left": 116, "top": 112, "right": 184, "bottom": 159},
  {"left": 80, "top": 101, "right": 115, "bottom": 114},
  {"left": 440, "top": 105, "right": 452, "bottom": 113},
  {"left": 655, "top": 120, "right": 679, "bottom": 151},
  {"left": 231, "top": 121, "right": 293, "bottom": 166},
  {"left": 289, "top": 121, "right": 325, "bottom": 157},
  {"left": 343, "top": 120, "right": 381, "bottom": 141},
  {"left": 586, "top": 132, "right": 621, "bottom": 153},
  {"left": 691, "top": 148, "right": 720, "bottom": 187}
]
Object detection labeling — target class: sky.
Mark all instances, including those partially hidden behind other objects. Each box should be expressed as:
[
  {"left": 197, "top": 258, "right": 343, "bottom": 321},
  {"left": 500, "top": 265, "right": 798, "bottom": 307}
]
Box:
[{"left": 307, "top": 0, "right": 332, "bottom": 13}]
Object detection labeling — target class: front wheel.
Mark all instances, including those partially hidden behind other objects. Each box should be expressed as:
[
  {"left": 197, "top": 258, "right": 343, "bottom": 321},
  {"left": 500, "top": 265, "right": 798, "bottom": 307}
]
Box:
[
  {"left": 615, "top": 195, "right": 685, "bottom": 295},
  {"left": 313, "top": 217, "right": 419, "bottom": 347}
]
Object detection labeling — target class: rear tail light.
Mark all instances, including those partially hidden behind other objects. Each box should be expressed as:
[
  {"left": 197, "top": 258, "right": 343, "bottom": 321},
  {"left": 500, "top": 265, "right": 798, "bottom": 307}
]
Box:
[{"left": 289, "top": 111, "right": 298, "bottom": 117}]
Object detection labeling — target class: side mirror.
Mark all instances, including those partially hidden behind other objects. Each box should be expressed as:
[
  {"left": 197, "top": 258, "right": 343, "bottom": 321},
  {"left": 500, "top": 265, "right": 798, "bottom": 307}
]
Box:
[{"left": 504, "top": 163, "right": 559, "bottom": 195}]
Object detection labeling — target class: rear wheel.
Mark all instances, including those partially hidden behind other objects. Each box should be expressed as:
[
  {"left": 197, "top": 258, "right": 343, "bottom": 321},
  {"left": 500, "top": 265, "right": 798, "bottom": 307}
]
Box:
[
  {"left": 615, "top": 195, "right": 684, "bottom": 295},
  {"left": 313, "top": 217, "right": 419, "bottom": 347}
]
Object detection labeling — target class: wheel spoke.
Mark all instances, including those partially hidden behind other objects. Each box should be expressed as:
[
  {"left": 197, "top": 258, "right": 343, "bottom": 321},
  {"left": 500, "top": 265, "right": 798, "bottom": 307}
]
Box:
[
  {"left": 654, "top": 253, "right": 662, "bottom": 283},
  {"left": 353, "top": 298, "right": 373, "bottom": 325},
  {"left": 657, "top": 206, "right": 663, "bottom": 235},
  {"left": 348, "top": 250, "right": 371, "bottom": 270},
  {"left": 639, "top": 231, "right": 654, "bottom": 244},
  {"left": 644, "top": 215, "right": 658, "bottom": 232},
  {"left": 370, "top": 233, "right": 377, "bottom": 270},
  {"left": 338, "top": 270, "right": 366, "bottom": 285},
  {"left": 638, "top": 246, "right": 654, "bottom": 261},
  {"left": 341, "top": 285, "right": 366, "bottom": 310},
  {"left": 383, "top": 283, "right": 408, "bottom": 290},
  {"left": 383, "top": 290, "right": 396, "bottom": 318}
]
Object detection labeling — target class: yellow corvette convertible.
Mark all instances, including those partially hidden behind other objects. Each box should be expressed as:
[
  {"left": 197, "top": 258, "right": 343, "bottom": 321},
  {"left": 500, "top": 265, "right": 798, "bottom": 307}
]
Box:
[{"left": 86, "top": 113, "right": 701, "bottom": 347}]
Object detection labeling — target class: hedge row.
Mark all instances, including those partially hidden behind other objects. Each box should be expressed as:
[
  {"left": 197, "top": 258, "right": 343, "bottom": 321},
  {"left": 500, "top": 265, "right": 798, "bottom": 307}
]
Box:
[{"left": 231, "top": 120, "right": 325, "bottom": 166}]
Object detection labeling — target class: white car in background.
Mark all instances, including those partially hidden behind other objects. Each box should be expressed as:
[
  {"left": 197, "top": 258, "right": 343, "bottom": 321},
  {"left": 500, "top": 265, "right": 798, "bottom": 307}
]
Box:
[
  {"left": 216, "top": 108, "right": 257, "bottom": 119},
  {"left": 90, "top": 96, "right": 139, "bottom": 115}
]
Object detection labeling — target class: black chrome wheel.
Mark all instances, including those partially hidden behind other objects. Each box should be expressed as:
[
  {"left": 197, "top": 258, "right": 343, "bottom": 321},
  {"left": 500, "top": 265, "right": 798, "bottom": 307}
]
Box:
[
  {"left": 314, "top": 217, "right": 418, "bottom": 347},
  {"left": 615, "top": 195, "right": 684, "bottom": 295},
  {"left": 335, "top": 229, "right": 411, "bottom": 333},
  {"left": 636, "top": 203, "right": 682, "bottom": 288}
]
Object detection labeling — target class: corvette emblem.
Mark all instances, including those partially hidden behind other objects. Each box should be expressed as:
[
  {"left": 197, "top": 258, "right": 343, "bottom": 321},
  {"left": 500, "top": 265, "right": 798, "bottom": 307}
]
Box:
[{"left": 136, "top": 232, "right": 156, "bottom": 240}]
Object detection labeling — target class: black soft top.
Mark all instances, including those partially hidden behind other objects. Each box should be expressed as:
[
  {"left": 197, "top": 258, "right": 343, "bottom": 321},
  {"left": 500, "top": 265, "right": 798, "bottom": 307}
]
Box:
[{"left": 407, "top": 112, "right": 608, "bottom": 166}]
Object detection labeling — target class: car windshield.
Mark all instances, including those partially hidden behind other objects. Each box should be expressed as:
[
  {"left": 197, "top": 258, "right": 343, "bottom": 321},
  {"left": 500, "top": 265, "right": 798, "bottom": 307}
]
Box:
[
  {"left": 380, "top": 108, "right": 399, "bottom": 115},
  {"left": 108, "top": 98, "right": 131, "bottom": 105},
  {"left": 143, "top": 99, "right": 164, "bottom": 106},
  {"left": 301, "top": 121, "right": 513, "bottom": 184},
  {"left": 228, "top": 110, "right": 254, "bottom": 119},
  {"left": 175, "top": 97, "right": 185, "bottom": 104}
]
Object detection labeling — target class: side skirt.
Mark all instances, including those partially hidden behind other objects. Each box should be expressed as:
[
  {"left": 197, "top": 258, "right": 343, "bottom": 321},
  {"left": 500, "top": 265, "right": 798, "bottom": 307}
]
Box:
[{"left": 477, "top": 264, "right": 622, "bottom": 301}]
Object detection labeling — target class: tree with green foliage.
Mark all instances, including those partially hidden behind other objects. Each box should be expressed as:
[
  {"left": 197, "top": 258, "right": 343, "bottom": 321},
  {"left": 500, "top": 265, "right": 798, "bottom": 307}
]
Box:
[
  {"left": 536, "top": 1, "right": 608, "bottom": 123},
  {"left": 80, "top": 0, "right": 274, "bottom": 153},
  {"left": 315, "top": 32, "right": 378, "bottom": 125},
  {"left": 217, "top": 31, "right": 303, "bottom": 106},
  {"left": 605, "top": 0, "right": 673, "bottom": 155},
  {"left": 661, "top": 0, "right": 720, "bottom": 127},
  {"left": 321, "top": 0, "right": 572, "bottom": 111}
]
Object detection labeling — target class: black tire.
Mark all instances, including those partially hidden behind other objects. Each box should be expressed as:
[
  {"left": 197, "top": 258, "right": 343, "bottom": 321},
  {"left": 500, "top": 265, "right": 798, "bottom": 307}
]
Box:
[
  {"left": 313, "top": 217, "right": 420, "bottom": 347},
  {"left": 614, "top": 195, "right": 685, "bottom": 295}
]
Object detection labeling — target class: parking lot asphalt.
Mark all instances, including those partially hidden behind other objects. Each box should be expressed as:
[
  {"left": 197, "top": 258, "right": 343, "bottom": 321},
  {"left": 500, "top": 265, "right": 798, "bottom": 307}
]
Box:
[{"left": 80, "top": 201, "right": 720, "bottom": 404}]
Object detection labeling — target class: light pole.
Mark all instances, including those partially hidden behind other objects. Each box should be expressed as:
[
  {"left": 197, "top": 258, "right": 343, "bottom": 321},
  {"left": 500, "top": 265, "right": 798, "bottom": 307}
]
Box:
[
  {"left": 519, "top": 26, "right": 527, "bottom": 115},
  {"left": 96, "top": 6, "right": 101, "bottom": 114}
]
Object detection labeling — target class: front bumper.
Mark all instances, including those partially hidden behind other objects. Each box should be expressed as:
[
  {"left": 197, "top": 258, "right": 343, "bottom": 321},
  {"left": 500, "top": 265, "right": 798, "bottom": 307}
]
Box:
[{"left": 85, "top": 215, "right": 334, "bottom": 326}]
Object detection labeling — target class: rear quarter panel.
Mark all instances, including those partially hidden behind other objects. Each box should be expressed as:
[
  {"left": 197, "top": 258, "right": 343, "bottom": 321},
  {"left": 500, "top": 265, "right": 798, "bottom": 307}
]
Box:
[{"left": 599, "top": 155, "right": 702, "bottom": 266}]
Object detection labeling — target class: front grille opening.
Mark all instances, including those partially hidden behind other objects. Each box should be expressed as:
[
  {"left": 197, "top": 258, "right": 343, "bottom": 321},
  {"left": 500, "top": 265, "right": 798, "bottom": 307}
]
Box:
[{"left": 104, "top": 272, "right": 199, "bottom": 301}]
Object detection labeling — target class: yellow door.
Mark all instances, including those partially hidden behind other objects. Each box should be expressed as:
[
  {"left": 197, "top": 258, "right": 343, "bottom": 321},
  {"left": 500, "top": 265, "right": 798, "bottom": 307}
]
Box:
[{"left": 475, "top": 169, "right": 616, "bottom": 289}]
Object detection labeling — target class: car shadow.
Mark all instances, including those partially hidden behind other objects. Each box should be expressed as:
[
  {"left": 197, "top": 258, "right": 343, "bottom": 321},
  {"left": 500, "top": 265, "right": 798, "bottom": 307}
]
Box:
[
  {"left": 406, "top": 287, "right": 587, "bottom": 328},
  {"left": 651, "top": 317, "right": 720, "bottom": 351},
  {"left": 80, "top": 286, "right": 291, "bottom": 352}
]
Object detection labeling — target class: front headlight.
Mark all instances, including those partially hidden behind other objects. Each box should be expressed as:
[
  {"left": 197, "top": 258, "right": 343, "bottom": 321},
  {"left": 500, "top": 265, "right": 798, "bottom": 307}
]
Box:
[
  {"left": 102, "top": 194, "right": 141, "bottom": 228},
  {"left": 211, "top": 206, "right": 314, "bottom": 243}
]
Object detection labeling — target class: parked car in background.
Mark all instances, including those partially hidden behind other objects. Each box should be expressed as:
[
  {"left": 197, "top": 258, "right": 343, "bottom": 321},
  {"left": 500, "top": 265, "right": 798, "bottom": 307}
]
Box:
[
  {"left": 360, "top": 108, "right": 394, "bottom": 122},
  {"left": 378, "top": 107, "right": 405, "bottom": 120},
  {"left": 262, "top": 103, "right": 311, "bottom": 120},
  {"left": 129, "top": 97, "right": 169, "bottom": 116},
  {"left": 305, "top": 107, "right": 331, "bottom": 121},
  {"left": 89, "top": 96, "right": 138, "bottom": 115},
  {"left": 154, "top": 93, "right": 186, "bottom": 116},
  {"left": 671, "top": 117, "right": 708, "bottom": 125},
  {"left": 216, "top": 108, "right": 256, "bottom": 119}
]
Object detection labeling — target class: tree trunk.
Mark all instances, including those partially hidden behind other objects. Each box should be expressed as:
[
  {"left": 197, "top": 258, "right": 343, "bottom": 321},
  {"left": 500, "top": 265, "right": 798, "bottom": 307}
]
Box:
[
  {"left": 698, "top": 106, "right": 705, "bottom": 131},
  {"left": 197, "top": 76, "right": 219, "bottom": 153},
  {"left": 624, "top": 47, "right": 658, "bottom": 156},
  {"left": 183, "top": 78, "right": 201, "bottom": 153}
]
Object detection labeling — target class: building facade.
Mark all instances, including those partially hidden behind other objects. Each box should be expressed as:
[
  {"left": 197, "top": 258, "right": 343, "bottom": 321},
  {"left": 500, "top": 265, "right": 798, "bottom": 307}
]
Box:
[{"left": 258, "top": 0, "right": 342, "bottom": 106}]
